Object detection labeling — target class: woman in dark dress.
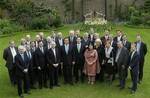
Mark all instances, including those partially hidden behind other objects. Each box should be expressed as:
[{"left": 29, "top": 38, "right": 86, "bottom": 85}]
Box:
[
  {"left": 104, "top": 41, "right": 115, "bottom": 84},
  {"left": 94, "top": 39, "right": 105, "bottom": 82}
]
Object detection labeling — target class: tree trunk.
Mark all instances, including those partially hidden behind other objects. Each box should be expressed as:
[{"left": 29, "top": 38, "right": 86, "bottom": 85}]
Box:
[
  {"left": 104, "top": 0, "right": 107, "bottom": 19},
  {"left": 81, "top": 0, "right": 84, "bottom": 21},
  {"left": 72, "top": 0, "right": 75, "bottom": 23}
]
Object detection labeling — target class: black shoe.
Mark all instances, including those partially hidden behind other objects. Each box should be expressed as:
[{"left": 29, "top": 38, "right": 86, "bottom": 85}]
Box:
[
  {"left": 31, "top": 86, "right": 36, "bottom": 89},
  {"left": 69, "top": 82, "right": 74, "bottom": 85},
  {"left": 24, "top": 92, "right": 31, "bottom": 95},
  {"left": 120, "top": 87, "right": 125, "bottom": 90},
  {"left": 19, "top": 94, "right": 24, "bottom": 98},
  {"left": 49, "top": 86, "right": 53, "bottom": 89},
  {"left": 55, "top": 84, "right": 60, "bottom": 87},
  {"left": 116, "top": 84, "right": 121, "bottom": 87},
  {"left": 44, "top": 85, "right": 48, "bottom": 88},
  {"left": 131, "top": 90, "right": 136, "bottom": 94},
  {"left": 138, "top": 81, "right": 141, "bottom": 84},
  {"left": 39, "top": 86, "right": 42, "bottom": 89}
]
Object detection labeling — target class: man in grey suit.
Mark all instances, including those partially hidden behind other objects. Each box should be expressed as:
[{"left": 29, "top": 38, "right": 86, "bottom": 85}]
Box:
[{"left": 115, "top": 41, "right": 129, "bottom": 89}]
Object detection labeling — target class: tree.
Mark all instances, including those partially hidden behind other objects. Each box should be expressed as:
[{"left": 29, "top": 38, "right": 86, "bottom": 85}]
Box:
[
  {"left": 104, "top": 0, "right": 107, "bottom": 19},
  {"left": 143, "top": 0, "right": 150, "bottom": 13}
]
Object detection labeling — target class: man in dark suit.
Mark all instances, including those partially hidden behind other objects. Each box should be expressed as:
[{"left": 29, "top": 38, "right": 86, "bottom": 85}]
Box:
[
  {"left": 82, "top": 32, "right": 90, "bottom": 48},
  {"left": 122, "top": 35, "right": 131, "bottom": 52},
  {"left": 3, "top": 40, "right": 18, "bottom": 85},
  {"left": 135, "top": 35, "right": 147, "bottom": 83},
  {"left": 88, "top": 28, "right": 95, "bottom": 43},
  {"left": 47, "top": 41, "right": 61, "bottom": 89},
  {"left": 68, "top": 30, "right": 77, "bottom": 45},
  {"left": 15, "top": 45, "right": 30, "bottom": 98},
  {"left": 113, "top": 30, "right": 123, "bottom": 43},
  {"left": 35, "top": 41, "right": 47, "bottom": 89},
  {"left": 29, "top": 41, "right": 37, "bottom": 89},
  {"left": 94, "top": 39, "right": 105, "bottom": 82},
  {"left": 55, "top": 32, "right": 64, "bottom": 76},
  {"left": 61, "top": 38, "right": 75, "bottom": 85},
  {"left": 128, "top": 43, "right": 139, "bottom": 94},
  {"left": 39, "top": 32, "right": 47, "bottom": 47},
  {"left": 115, "top": 41, "right": 129, "bottom": 89},
  {"left": 74, "top": 37, "right": 85, "bottom": 83},
  {"left": 55, "top": 32, "right": 64, "bottom": 50},
  {"left": 101, "top": 30, "right": 110, "bottom": 47}
]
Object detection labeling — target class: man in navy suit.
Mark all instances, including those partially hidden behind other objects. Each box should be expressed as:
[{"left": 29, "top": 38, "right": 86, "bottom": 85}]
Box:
[
  {"left": 128, "top": 43, "right": 139, "bottom": 94},
  {"left": 74, "top": 37, "right": 85, "bottom": 83},
  {"left": 61, "top": 37, "right": 75, "bottom": 85},
  {"left": 15, "top": 45, "right": 30, "bottom": 98},
  {"left": 135, "top": 35, "right": 147, "bottom": 83}
]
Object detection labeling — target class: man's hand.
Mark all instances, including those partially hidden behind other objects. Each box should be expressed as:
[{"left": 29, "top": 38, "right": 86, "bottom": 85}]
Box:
[
  {"left": 23, "top": 69, "right": 28, "bottom": 73},
  {"left": 129, "top": 66, "right": 131, "bottom": 70},
  {"left": 38, "top": 66, "right": 41, "bottom": 70},
  {"left": 72, "top": 61, "right": 75, "bottom": 65},
  {"left": 53, "top": 63, "right": 59, "bottom": 67}
]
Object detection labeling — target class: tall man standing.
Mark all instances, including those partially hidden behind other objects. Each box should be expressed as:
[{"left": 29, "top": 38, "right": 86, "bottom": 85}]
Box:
[
  {"left": 135, "top": 35, "right": 147, "bottom": 83},
  {"left": 3, "top": 40, "right": 18, "bottom": 85},
  {"left": 35, "top": 41, "right": 47, "bottom": 89},
  {"left": 128, "top": 43, "right": 139, "bottom": 94},
  {"left": 74, "top": 37, "right": 85, "bottom": 83},
  {"left": 115, "top": 41, "right": 129, "bottom": 89},
  {"left": 61, "top": 38, "right": 75, "bottom": 85}
]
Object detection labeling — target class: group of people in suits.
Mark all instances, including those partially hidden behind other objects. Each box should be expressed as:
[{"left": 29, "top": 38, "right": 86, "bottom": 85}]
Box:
[{"left": 3, "top": 29, "right": 147, "bottom": 98}]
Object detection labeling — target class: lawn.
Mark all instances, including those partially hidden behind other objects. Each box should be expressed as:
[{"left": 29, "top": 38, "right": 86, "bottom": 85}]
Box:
[{"left": 0, "top": 24, "right": 150, "bottom": 98}]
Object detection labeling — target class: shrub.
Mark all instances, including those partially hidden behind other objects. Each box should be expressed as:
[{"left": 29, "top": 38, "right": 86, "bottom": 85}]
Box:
[
  {"left": 30, "top": 16, "right": 49, "bottom": 29},
  {"left": 0, "top": 19, "right": 24, "bottom": 34},
  {"left": 130, "top": 16, "right": 142, "bottom": 25}
]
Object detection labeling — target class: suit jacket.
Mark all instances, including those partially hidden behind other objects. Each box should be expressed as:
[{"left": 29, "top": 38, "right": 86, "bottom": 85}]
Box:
[
  {"left": 61, "top": 44, "right": 75, "bottom": 66},
  {"left": 116, "top": 47, "right": 129, "bottom": 68},
  {"left": 30, "top": 48, "right": 37, "bottom": 70},
  {"left": 55, "top": 38, "right": 64, "bottom": 49},
  {"left": 47, "top": 48, "right": 61, "bottom": 66},
  {"left": 81, "top": 38, "right": 90, "bottom": 47},
  {"left": 113, "top": 36, "right": 123, "bottom": 43},
  {"left": 123, "top": 41, "right": 131, "bottom": 52},
  {"left": 129, "top": 51, "right": 139, "bottom": 74},
  {"left": 15, "top": 53, "right": 29, "bottom": 77},
  {"left": 135, "top": 41, "right": 147, "bottom": 60},
  {"left": 3, "top": 47, "right": 18, "bottom": 70},
  {"left": 35, "top": 47, "right": 47, "bottom": 69},
  {"left": 101, "top": 36, "right": 109, "bottom": 46},
  {"left": 95, "top": 45, "right": 105, "bottom": 64},
  {"left": 68, "top": 36, "right": 77, "bottom": 45},
  {"left": 74, "top": 43, "right": 85, "bottom": 67}
]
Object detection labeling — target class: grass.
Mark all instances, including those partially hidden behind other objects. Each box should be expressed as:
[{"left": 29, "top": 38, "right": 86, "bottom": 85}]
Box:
[{"left": 0, "top": 24, "right": 150, "bottom": 98}]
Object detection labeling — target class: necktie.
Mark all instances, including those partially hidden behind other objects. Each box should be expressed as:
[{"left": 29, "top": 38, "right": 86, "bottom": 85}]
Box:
[
  {"left": 53, "top": 49, "right": 57, "bottom": 62},
  {"left": 21, "top": 54, "right": 24, "bottom": 61},
  {"left": 65, "top": 45, "right": 68, "bottom": 54},
  {"left": 131, "top": 51, "right": 135, "bottom": 60},
  {"left": 77, "top": 44, "right": 80, "bottom": 53},
  {"left": 41, "top": 47, "right": 44, "bottom": 53}
]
